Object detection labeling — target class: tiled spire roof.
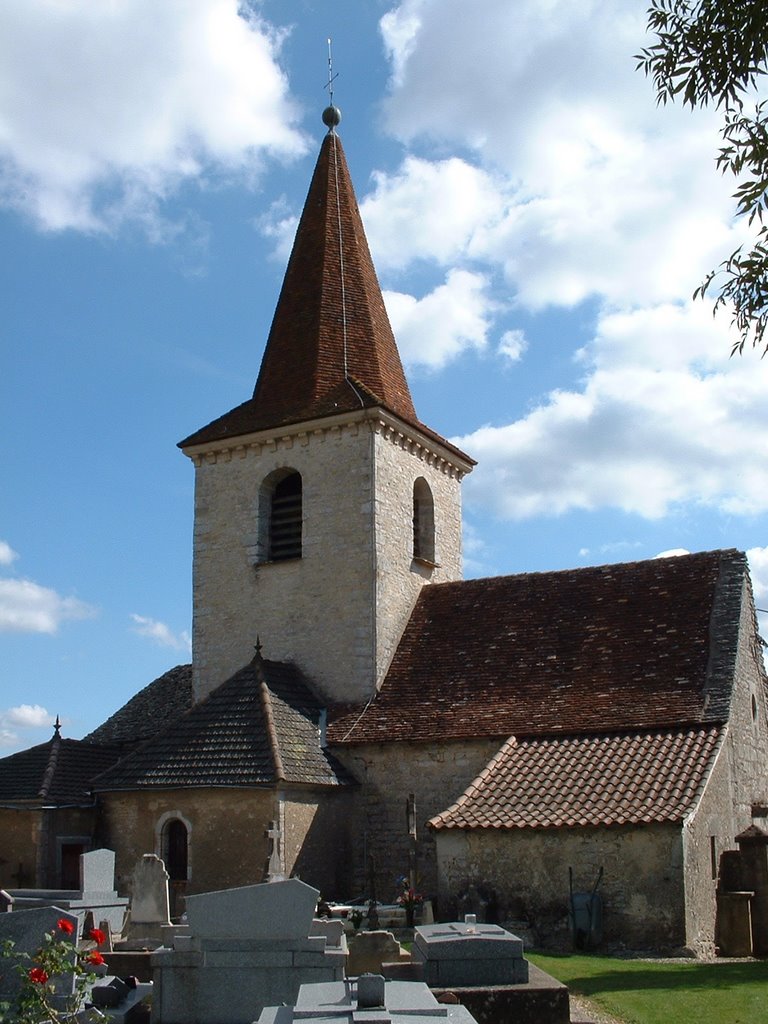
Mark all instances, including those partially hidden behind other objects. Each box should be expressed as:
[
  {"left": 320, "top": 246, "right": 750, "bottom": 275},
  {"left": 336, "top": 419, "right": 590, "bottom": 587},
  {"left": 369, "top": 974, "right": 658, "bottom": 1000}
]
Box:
[{"left": 180, "top": 126, "right": 418, "bottom": 448}]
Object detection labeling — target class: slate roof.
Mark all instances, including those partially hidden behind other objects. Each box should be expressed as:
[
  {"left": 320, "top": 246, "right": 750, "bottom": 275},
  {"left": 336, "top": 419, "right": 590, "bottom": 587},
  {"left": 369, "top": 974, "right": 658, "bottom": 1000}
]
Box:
[
  {"left": 179, "top": 128, "right": 469, "bottom": 467},
  {"left": 328, "top": 549, "right": 747, "bottom": 745},
  {"left": 428, "top": 725, "right": 725, "bottom": 830},
  {"left": 0, "top": 732, "right": 122, "bottom": 806},
  {"left": 92, "top": 656, "right": 351, "bottom": 790},
  {"left": 84, "top": 663, "right": 193, "bottom": 748}
]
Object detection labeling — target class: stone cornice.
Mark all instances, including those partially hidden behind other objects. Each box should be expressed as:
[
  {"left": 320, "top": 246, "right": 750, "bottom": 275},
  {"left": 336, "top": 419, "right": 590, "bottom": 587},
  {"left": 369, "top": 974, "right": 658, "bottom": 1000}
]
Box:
[{"left": 182, "top": 407, "right": 475, "bottom": 479}]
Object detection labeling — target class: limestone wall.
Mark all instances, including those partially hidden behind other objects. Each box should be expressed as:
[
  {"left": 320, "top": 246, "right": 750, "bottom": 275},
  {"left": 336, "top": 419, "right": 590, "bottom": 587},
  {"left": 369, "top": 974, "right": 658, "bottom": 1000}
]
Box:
[
  {"left": 0, "top": 809, "right": 40, "bottom": 888},
  {"left": 334, "top": 738, "right": 503, "bottom": 903},
  {"left": 681, "top": 573, "right": 768, "bottom": 953},
  {"left": 96, "top": 788, "right": 275, "bottom": 897},
  {"left": 435, "top": 824, "right": 685, "bottom": 951},
  {"left": 187, "top": 410, "right": 468, "bottom": 705}
]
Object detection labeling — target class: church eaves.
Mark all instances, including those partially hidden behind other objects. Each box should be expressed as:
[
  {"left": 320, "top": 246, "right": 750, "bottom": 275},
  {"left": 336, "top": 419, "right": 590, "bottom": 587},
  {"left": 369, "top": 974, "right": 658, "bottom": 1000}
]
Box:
[{"left": 180, "top": 124, "right": 419, "bottom": 449}]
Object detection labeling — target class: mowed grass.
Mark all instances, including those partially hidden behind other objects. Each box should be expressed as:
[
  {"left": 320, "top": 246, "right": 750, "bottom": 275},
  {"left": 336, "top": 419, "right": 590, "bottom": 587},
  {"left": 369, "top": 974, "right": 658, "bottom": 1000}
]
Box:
[{"left": 527, "top": 952, "right": 768, "bottom": 1024}]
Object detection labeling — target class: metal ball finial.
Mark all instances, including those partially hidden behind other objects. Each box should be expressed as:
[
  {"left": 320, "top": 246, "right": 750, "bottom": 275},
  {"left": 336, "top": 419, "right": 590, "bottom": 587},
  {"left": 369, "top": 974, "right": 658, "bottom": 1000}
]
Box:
[{"left": 322, "top": 105, "right": 342, "bottom": 130}]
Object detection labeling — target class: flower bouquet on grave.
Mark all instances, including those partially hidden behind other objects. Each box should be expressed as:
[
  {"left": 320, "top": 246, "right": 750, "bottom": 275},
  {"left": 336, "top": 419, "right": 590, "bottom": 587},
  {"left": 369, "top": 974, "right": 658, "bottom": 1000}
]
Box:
[
  {"left": 395, "top": 875, "right": 423, "bottom": 928},
  {"left": 0, "top": 920, "right": 106, "bottom": 1024}
]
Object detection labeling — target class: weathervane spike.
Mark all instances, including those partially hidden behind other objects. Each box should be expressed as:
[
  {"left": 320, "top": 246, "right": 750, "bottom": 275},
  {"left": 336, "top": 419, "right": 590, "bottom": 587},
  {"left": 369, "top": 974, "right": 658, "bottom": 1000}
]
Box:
[{"left": 322, "top": 37, "right": 341, "bottom": 132}]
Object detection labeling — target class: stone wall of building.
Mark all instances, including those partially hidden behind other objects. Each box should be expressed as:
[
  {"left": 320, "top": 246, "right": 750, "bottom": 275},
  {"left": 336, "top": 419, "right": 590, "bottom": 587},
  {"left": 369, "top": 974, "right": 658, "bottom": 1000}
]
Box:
[
  {"left": 681, "top": 571, "right": 768, "bottom": 953},
  {"left": 0, "top": 809, "right": 40, "bottom": 888},
  {"left": 187, "top": 410, "right": 468, "bottom": 706},
  {"left": 96, "top": 788, "right": 275, "bottom": 897},
  {"left": 434, "top": 823, "right": 685, "bottom": 951},
  {"left": 283, "top": 790, "right": 355, "bottom": 898},
  {"left": 372, "top": 422, "right": 464, "bottom": 688},
  {"left": 335, "top": 738, "right": 503, "bottom": 905}
]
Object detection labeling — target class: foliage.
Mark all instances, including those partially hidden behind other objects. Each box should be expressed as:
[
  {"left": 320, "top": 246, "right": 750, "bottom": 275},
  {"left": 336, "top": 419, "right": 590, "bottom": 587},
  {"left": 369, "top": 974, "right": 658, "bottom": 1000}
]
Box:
[
  {"left": 637, "top": 1, "right": 768, "bottom": 354},
  {"left": 529, "top": 951, "right": 768, "bottom": 1024},
  {"left": 0, "top": 920, "right": 106, "bottom": 1024}
]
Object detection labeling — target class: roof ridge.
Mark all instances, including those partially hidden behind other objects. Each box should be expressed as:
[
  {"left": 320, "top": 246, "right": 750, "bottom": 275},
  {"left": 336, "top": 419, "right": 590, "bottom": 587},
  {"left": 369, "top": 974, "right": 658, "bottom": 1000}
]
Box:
[
  {"left": 38, "top": 730, "right": 61, "bottom": 799},
  {"left": 258, "top": 662, "right": 285, "bottom": 782}
]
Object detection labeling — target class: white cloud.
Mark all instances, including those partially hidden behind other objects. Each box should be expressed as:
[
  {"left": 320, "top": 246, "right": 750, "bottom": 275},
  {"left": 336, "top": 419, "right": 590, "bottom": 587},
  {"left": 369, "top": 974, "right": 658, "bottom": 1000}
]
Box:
[
  {"left": 498, "top": 330, "right": 527, "bottom": 363},
  {"left": 5, "top": 704, "right": 54, "bottom": 728},
  {"left": 130, "top": 613, "right": 191, "bottom": 652},
  {"left": 375, "top": 0, "right": 740, "bottom": 314},
  {"left": 0, "top": 578, "right": 95, "bottom": 633},
  {"left": 455, "top": 301, "right": 768, "bottom": 522},
  {"left": 0, "top": 541, "right": 18, "bottom": 566},
  {"left": 384, "top": 270, "right": 494, "bottom": 369},
  {"left": 0, "top": 0, "right": 306, "bottom": 234},
  {"left": 0, "top": 704, "right": 55, "bottom": 749},
  {"left": 362, "top": 156, "right": 501, "bottom": 272}
]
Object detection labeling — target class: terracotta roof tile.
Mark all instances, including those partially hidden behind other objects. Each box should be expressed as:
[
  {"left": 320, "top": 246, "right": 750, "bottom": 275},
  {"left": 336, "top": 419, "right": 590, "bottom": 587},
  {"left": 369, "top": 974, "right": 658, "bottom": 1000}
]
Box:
[
  {"left": 328, "top": 550, "right": 746, "bottom": 744},
  {"left": 180, "top": 131, "right": 421, "bottom": 448},
  {"left": 429, "top": 725, "right": 724, "bottom": 830},
  {"left": 92, "top": 657, "right": 351, "bottom": 790}
]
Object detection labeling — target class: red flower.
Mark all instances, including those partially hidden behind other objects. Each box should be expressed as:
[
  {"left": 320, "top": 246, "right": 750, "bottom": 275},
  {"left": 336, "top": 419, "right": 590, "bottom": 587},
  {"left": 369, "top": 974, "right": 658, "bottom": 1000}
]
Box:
[
  {"left": 57, "top": 918, "right": 74, "bottom": 935},
  {"left": 28, "top": 968, "right": 49, "bottom": 984},
  {"left": 86, "top": 951, "right": 105, "bottom": 966},
  {"left": 89, "top": 928, "right": 106, "bottom": 945}
]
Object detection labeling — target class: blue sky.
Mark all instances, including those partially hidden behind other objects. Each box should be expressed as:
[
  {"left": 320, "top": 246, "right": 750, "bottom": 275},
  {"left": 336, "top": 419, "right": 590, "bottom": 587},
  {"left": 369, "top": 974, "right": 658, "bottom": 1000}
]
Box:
[{"left": 2, "top": 0, "right": 767, "bottom": 753}]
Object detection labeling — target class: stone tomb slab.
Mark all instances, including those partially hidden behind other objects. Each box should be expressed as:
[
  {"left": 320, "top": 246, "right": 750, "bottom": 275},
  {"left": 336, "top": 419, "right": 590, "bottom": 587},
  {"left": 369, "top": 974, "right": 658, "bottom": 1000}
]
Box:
[
  {"left": 0, "top": 907, "right": 81, "bottom": 1003},
  {"left": 412, "top": 923, "right": 528, "bottom": 987},
  {"left": 259, "top": 976, "right": 478, "bottom": 1024},
  {"left": 184, "top": 877, "right": 318, "bottom": 941},
  {"left": 152, "top": 879, "right": 345, "bottom": 1024}
]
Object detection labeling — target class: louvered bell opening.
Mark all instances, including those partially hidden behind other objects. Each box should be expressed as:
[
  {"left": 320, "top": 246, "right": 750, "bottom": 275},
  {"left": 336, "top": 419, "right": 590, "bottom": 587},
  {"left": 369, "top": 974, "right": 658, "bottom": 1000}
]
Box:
[{"left": 270, "top": 473, "right": 302, "bottom": 561}]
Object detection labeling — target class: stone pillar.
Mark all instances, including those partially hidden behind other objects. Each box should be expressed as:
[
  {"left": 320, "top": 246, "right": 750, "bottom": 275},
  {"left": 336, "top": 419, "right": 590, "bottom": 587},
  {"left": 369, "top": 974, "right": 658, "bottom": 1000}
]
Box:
[{"left": 735, "top": 826, "right": 768, "bottom": 956}]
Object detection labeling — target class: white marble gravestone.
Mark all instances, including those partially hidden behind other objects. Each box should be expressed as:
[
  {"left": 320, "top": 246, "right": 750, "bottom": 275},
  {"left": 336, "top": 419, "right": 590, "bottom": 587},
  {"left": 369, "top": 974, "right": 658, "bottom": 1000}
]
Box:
[{"left": 151, "top": 879, "right": 346, "bottom": 1024}]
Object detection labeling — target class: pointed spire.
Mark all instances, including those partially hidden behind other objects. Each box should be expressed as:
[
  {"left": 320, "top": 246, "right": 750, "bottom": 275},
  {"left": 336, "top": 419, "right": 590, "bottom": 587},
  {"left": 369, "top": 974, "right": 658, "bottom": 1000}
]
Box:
[{"left": 180, "top": 122, "right": 417, "bottom": 448}]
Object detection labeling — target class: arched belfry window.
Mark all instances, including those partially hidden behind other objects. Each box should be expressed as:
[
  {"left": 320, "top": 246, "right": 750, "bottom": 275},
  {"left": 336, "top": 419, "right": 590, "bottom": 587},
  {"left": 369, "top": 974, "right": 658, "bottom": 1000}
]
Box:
[
  {"left": 412, "top": 477, "right": 435, "bottom": 564},
  {"left": 264, "top": 470, "right": 302, "bottom": 562}
]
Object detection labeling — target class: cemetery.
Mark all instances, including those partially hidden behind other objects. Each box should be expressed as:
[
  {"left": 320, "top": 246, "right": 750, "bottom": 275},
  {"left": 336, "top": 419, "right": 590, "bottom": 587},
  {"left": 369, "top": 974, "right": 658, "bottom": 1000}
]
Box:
[{"left": 1, "top": 847, "right": 577, "bottom": 1024}]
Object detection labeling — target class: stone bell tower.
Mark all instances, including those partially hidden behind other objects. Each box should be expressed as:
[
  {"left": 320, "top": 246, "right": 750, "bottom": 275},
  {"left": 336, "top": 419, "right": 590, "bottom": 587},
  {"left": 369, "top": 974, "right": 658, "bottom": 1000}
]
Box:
[{"left": 179, "top": 107, "right": 474, "bottom": 705}]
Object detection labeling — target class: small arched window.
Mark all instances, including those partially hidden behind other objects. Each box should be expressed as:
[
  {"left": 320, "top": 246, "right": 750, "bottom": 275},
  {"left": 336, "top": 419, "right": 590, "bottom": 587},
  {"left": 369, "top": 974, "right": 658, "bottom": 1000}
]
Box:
[
  {"left": 412, "top": 477, "right": 435, "bottom": 564},
  {"left": 162, "top": 818, "right": 188, "bottom": 882},
  {"left": 268, "top": 471, "right": 302, "bottom": 561}
]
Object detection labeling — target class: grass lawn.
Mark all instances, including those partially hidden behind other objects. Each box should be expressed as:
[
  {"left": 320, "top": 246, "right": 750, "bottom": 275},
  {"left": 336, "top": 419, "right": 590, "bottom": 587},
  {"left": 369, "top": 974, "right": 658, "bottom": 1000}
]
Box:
[{"left": 527, "top": 952, "right": 768, "bottom": 1024}]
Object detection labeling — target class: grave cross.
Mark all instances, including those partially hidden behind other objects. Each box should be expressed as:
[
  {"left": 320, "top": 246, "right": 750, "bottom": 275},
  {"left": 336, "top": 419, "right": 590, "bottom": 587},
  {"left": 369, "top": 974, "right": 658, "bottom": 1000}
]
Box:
[{"left": 265, "top": 821, "right": 285, "bottom": 883}]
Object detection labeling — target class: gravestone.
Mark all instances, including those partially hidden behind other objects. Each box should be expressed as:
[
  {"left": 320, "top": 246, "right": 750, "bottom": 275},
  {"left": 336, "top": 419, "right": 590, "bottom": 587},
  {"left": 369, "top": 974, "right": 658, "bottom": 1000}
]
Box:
[
  {"left": 257, "top": 975, "right": 478, "bottom": 1024},
  {"left": 0, "top": 908, "right": 81, "bottom": 1006},
  {"left": 8, "top": 848, "right": 128, "bottom": 934},
  {"left": 80, "top": 849, "right": 116, "bottom": 898},
  {"left": 151, "top": 878, "right": 346, "bottom": 1024},
  {"left": 347, "top": 931, "right": 410, "bottom": 976},
  {"left": 124, "top": 855, "right": 171, "bottom": 946},
  {"left": 412, "top": 920, "right": 529, "bottom": 987}
]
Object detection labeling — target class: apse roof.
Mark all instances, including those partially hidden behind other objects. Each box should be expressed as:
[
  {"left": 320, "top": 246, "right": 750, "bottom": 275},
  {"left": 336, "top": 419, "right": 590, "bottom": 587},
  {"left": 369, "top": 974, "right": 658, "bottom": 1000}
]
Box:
[{"left": 92, "top": 656, "right": 352, "bottom": 791}]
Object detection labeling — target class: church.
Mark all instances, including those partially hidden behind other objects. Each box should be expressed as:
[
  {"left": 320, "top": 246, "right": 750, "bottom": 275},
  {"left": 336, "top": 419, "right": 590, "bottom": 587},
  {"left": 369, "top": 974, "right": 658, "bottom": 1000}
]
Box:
[{"left": 2, "top": 105, "right": 767, "bottom": 955}]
